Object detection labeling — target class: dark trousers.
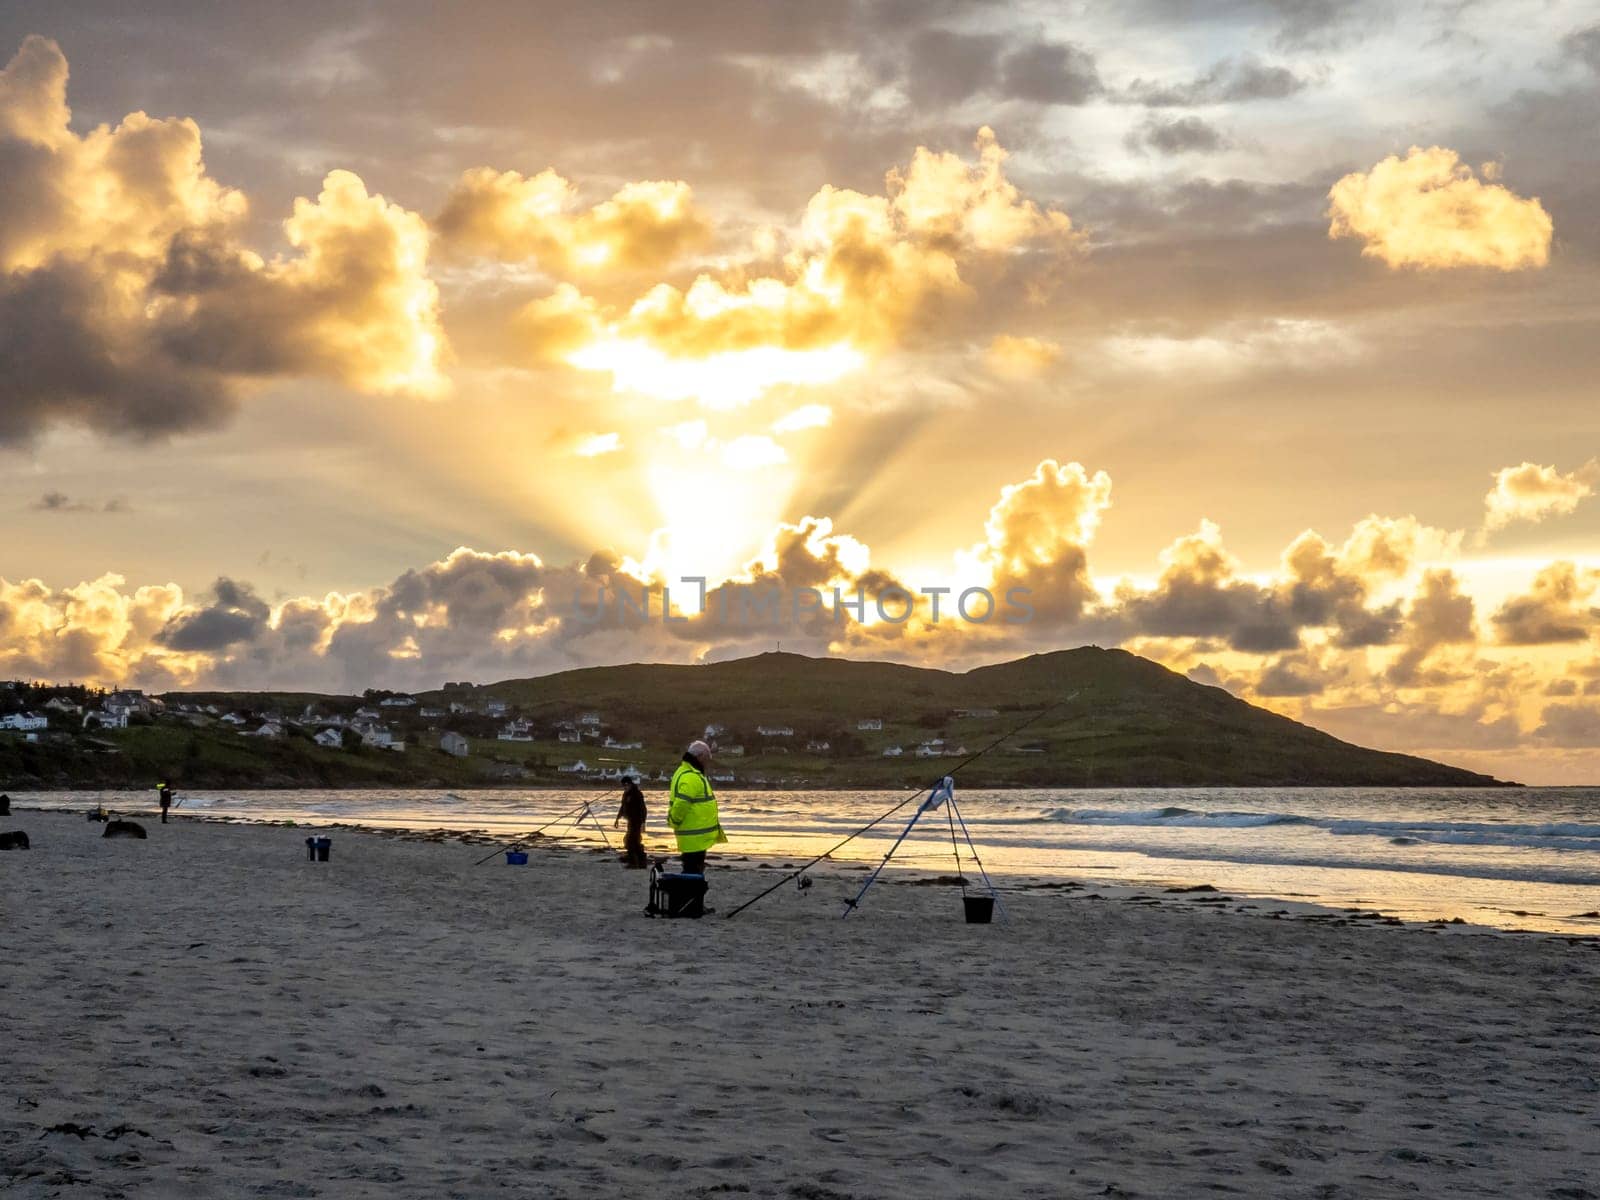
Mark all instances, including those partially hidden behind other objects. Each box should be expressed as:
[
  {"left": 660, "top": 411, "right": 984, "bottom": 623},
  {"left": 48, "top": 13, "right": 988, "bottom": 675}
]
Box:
[
  {"left": 160, "top": 805, "right": 169, "bottom": 824},
  {"left": 681, "top": 849, "right": 706, "bottom": 876},
  {"left": 623, "top": 820, "right": 647, "bottom": 868}
]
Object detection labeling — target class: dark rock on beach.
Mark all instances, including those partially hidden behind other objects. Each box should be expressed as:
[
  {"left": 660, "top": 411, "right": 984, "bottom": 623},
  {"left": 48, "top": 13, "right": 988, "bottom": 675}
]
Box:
[
  {"left": 0, "top": 829, "right": 29, "bottom": 850},
  {"left": 103, "top": 819, "right": 148, "bottom": 839}
]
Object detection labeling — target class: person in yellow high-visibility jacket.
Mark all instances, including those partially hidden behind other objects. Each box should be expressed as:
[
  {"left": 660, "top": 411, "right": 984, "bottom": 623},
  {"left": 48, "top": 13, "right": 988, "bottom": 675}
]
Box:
[{"left": 668, "top": 739, "right": 726, "bottom": 876}]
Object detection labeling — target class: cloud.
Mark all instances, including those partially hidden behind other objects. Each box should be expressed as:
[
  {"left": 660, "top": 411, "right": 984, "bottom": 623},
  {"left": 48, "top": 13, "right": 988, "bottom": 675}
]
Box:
[
  {"left": 156, "top": 577, "right": 272, "bottom": 652},
  {"left": 30, "top": 491, "right": 129, "bottom": 514},
  {"left": 1491, "top": 562, "right": 1599, "bottom": 645},
  {"left": 771, "top": 404, "right": 833, "bottom": 433},
  {"left": 0, "top": 36, "right": 447, "bottom": 446},
  {"left": 1483, "top": 460, "right": 1598, "bottom": 530},
  {"left": 1562, "top": 24, "right": 1600, "bottom": 73},
  {"left": 153, "top": 169, "right": 448, "bottom": 397},
  {"left": 1126, "top": 115, "right": 1230, "bottom": 156},
  {"left": 1534, "top": 701, "right": 1600, "bottom": 747},
  {"left": 1388, "top": 568, "right": 1476, "bottom": 686},
  {"left": 721, "top": 434, "right": 788, "bottom": 471},
  {"left": 999, "top": 41, "right": 1104, "bottom": 105},
  {"left": 434, "top": 168, "right": 710, "bottom": 273},
  {"left": 1125, "top": 56, "right": 1307, "bottom": 106},
  {"left": 1327, "top": 146, "right": 1554, "bottom": 271},
  {"left": 542, "top": 128, "right": 1078, "bottom": 406},
  {"left": 987, "top": 333, "right": 1062, "bottom": 377},
  {"left": 572, "top": 432, "right": 623, "bottom": 458}
]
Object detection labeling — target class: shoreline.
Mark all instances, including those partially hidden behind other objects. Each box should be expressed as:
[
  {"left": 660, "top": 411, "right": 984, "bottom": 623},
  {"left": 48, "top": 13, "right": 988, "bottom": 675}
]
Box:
[
  {"left": 16, "top": 801, "right": 1598, "bottom": 944},
  {"left": 3, "top": 810, "right": 1597, "bottom": 1198}
]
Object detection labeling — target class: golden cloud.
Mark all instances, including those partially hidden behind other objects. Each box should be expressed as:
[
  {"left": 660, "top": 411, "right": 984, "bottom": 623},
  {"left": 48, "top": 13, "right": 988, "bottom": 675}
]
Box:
[
  {"left": 435, "top": 168, "right": 710, "bottom": 273},
  {"left": 0, "top": 36, "right": 447, "bottom": 443},
  {"left": 534, "top": 128, "right": 1077, "bottom": 406},
  {"left": 1483, "top": 460, "right": 1598, "bottom": 530},
  {"left": 986, "top": 333, "right": 1062, "bottom": 378},
  {"left": 1328, "top": 146, "right": 1552, "bottom": 270}
]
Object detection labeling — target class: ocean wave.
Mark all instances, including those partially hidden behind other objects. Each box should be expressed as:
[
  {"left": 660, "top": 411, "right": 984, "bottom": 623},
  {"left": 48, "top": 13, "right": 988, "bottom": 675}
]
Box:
[{"left": 1042, "top": 806, "right": 1311, "bottom": 829}]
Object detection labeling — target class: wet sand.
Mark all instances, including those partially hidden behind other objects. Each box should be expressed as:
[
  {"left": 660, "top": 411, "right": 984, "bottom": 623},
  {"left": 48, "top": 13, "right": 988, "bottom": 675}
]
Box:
[{"left": 3, "top": 809, "right": 1597, "bottom": 1198}]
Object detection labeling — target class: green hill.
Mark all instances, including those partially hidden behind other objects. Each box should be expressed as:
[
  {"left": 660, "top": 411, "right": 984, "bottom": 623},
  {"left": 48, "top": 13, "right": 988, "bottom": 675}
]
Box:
[{"left": 0, "top": 647, "right": 1508, "bottom": 790}]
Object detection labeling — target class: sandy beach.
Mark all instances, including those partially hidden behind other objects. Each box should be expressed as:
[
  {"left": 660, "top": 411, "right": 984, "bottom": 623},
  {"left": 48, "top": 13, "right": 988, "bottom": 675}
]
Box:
[{"left": 3, "top": 808, "right": 1598, "bottom": 1199}]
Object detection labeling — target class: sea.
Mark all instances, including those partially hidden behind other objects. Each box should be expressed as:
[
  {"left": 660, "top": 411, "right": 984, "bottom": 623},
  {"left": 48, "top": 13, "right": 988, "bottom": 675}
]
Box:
[{"left": 16, "top": 785, "right": 1600, "bottom": 934}]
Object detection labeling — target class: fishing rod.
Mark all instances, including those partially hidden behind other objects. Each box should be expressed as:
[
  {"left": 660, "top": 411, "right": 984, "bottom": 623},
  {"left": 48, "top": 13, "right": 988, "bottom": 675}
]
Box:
[
  {"left": 724, "top": 694, "right": 1074, "bottom": 919},
  {"left": 470, "top": 797, "right": 592, "bottom": 866}
]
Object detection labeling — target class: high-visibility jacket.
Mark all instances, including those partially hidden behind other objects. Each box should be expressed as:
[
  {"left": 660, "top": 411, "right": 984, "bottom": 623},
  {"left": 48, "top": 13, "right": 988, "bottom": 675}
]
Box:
[{"left": 668, "top": 760, "right": 726, "bottom": 853}]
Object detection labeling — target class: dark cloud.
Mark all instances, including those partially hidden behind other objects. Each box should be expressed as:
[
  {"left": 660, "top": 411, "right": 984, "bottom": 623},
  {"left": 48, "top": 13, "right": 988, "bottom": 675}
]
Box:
[
  {"left": 999, "top": 41, "right": 1104, "bottom": 105},
  {"left": 0, "top": 262, "right": 237, "bottom": 446},
  {"left": 1561, "top": 23, "right": 1600, "bottom": 73},
  {"left": 29, "top": 491, "right": 129, "bottom": 513},
  {"left": 1490, "top": 563, "right": 1599, "bottom": 644},
  {"left": 904, "top": 30, "right": 1003, "bottom": 105},
  {"left": 157, "top": 577, "right": 271, "bottom": 652},
  {"left": 1255, "top": 653, "right": 1327, "bottom": 696},
  {"left": 1534, "top": 701, "right": 1600, "bottom": 747},
  {"left": 1126, "top": 115, "right": 1231, "bottom": 156},
  {"left": 1125, "top": 56, "right": 1308, "bottom": 106}
]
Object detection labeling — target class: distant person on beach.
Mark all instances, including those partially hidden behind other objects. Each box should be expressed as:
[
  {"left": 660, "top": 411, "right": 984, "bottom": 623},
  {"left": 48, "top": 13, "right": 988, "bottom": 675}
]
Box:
[
  {"left": 668, "top": 739, "right": 725, "bottom": 877},
  {"left": 614, "top": 776, "right": 649, "bottom": 868},
  {"left": 157, "top": 782, "right": 173, "bottom": 824},
  {"left": 0, "top": 793, "right": 9, "bottom": 816}
]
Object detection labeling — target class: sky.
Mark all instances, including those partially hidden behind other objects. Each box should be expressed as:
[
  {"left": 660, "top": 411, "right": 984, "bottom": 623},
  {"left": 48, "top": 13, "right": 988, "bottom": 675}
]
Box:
[{"left": 2, "top": 0, "right": 1600, "bottom": 782}]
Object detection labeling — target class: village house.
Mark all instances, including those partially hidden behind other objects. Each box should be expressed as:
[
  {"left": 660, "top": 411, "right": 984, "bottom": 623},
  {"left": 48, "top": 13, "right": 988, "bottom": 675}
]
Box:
[
  {"left": 602, "top": 735, "right": 643, "bottom": 750},
  {"left": 419, "top": 706, "right": 444, "bottom": 718},
  {"left": 757, "top": 724, "right": 794, "bottom": 737},
  {"left": 438, "top": 731, "right": 469, "bottom": 758},
  {"left": 448, "top": 701, "right": 470, "bottom": 715},
  {"left": 497, "top": 719, "right": 534, "bottom": 742},
  {"left": 805, "top": 739, "right": 831, "bottom": 752},
  {"left": 915, "top": 739, "right": 947, "bottom": 758},
  {"left": 220, "top": 712, "right": 248, "bottom": 726},
  {"left": 380, "top": 695, "right": 416, "bottom": 708},
  {"left": 314, "top": 728, "right": 345, "bottom": 749},
  {"left": 856, "top": 718, "right": 882, "bottom": 731},
  {"left": 362, "top": 727, "right": 404, "bottom": 751},
  {"left": 1, "top": 712, "right": 49, "bottom": 732},
  {"left": 44, "top": 696, "right": 81, "bottom": 716},
  {"left": 243, "top": 722, "right": 283, "bottom": 738},
  {"left": 558, "top": 759, "right": 590, "bottom": 774},
  {"left": 720, "top": 744, "right": 745, "bottom": 756},
  {"left": 882, "top": 745, "right": 904, "bottom": 757},
  {"left": 578, "top": 712, "right": 601, "bottom": 727},
  {"left": 483, "top": 700, "right": 509, "bottom": 718},
  {"left": 84, "top": 709, "right": 127, "bottom": 730},
  {"left": 558, "top": 729, "right": 581, "bottom": 743},
  {"left": 704, "top": 723, "right": 726, "bottom": 738},
  {"left": 354, "top": 706, "right": 381, "bottom": 721}
]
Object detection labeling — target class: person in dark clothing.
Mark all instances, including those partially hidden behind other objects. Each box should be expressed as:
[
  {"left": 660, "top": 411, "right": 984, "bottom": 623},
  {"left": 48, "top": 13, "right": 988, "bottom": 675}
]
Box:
[
  {"left": 157, "top": 782, "right": 173, "bottom": 824},
  {"left": 0, "top": 793, "right": 9, "bottom": 816},
  {"left": 613, "top": 776, "right": 648, "bottom": 868}
]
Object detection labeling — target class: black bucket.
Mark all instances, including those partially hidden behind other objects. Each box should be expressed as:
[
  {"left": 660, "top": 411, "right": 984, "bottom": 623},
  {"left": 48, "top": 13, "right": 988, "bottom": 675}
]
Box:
[
  {"left": 305, "top": 836, "right": 332, "bottom": 862},
  {"left": 963, "top": 895, "right": 994, "bottom": 924}
]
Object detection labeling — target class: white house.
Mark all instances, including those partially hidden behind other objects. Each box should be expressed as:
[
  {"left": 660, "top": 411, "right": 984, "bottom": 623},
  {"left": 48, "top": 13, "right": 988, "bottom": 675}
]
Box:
[
  {"left": 105, "top": 690, "right": 158, "bottom": 716},
  {"left": 449, "top": 701, "right": 470, "bottom": 715},
  {"left": 602, "top": 735, "right": 643, "bottom": 750},
  {"left": 84, "top": 709, "right": 127, "bottom": 730},
  {"left": 558, "top": 729, "right": 581, "bottom": 743},
  {"left": 881, "top": 745, "right": 903, "bottom": 757},
  {"left": 757, "top": 725, "right": 794, "bottom": 737},
  {"left": 354, "top": 706, "right": 382, "bottom": 721},
  {"left": 704, "top": 723, "right": 726, "bottom": 738},
  {"left": 856, "top": 718, "right": 882, "bottom": 731},
  {"left": 243, "top": 722, "right": 283, "bottom": 738},
  {"left": 419, "top": 706, "right": 444, "bottom": 718},
  {"left": 578, "top": 712, "right": 602, "bottom": 727},
  {"left": 484, "top": 700, "right": 509, "bottom": 718},
  {"left": 805, "top": 739, "right": 831, "bottom": 752},
  {"left": 498, "top": 719, "right": 533, "bottom": 742},
  {"left": 915, "top": 739, "right": 946, "bottom": 758},
  {"left": 711, "top": 771, "right": 735, "bottom": 783},
  {"left": 44, "top": 697, "right": 81, "bottom": 715},
  {"left": 438, "top": 731, "right": 469, "bottom": 758},
  {"left": 220, "top": 712, "right": 248, "bottom": 726},
  {"left": 380, "top": 695, "right": 416, "bottom": 708},
  {"left": 314, "top": 728, "right": 345, "bottom": 749},
  {"left": 1, "top": 712, "right": 48, "bottom": 731},
  {"left": 558, "top": 759, "right": 590, "bottom": 774},
  {"left": 362, "top": 727, "right": 404, "bottom": 751}
]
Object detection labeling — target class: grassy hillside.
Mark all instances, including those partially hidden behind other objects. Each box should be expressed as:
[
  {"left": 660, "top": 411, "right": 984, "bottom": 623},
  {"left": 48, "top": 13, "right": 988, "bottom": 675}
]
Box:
[{"left": 1, "top": 647, "right": 1509, "bottom": 790}]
